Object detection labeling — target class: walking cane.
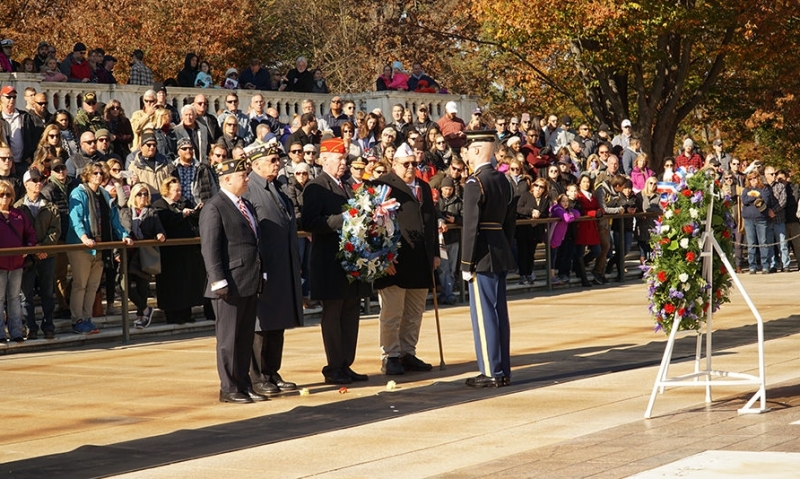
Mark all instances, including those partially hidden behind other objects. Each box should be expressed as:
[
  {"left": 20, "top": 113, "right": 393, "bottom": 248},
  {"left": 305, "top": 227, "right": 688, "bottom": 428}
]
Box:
[{"left": 431, "top": 270, "right": 446, "bottom": 370}]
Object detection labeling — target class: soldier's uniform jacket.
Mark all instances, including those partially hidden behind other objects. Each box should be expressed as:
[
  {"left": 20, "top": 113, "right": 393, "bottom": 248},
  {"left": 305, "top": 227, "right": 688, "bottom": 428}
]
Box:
[{"left": 460, "top": 163, "right": 516, "bottom": 273}]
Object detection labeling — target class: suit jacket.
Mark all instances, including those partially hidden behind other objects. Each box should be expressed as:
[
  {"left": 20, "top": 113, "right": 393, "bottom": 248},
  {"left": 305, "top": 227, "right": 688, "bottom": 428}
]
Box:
[
  {"left": 174, "top": 122, "right": 211, "bottom": 164},
  {"left": 199, "top": 191, "right": 262, "bottom": 299},
  {"left": 301, "top": 172, "right": 371, "bottom": 300},
  {"left": 461, "top": 164, "right": 516, "bottom": 274},
  {"left": 243, "top": 173, "right": 304, "bottom": 331},
  {"left": 372, "top": 171, "right": 438, "bottom": 290}
]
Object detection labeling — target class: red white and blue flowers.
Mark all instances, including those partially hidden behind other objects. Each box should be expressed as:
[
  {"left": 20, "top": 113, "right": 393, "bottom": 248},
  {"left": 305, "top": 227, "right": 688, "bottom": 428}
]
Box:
[
  {"left": 644, "top": 168, "right": 735, "bottom": 334},
  {"left": 339, "top": 183, "right": 401, "bottom": 282}
]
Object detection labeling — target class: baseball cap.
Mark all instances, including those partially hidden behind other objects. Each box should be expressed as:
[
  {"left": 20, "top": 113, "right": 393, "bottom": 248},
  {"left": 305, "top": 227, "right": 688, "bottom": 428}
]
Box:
[
  {"left": 621, "top": 119, "right": 632, "bottom": 128},
  {"left": 1, "top": 85, "right": 16, "bottom": 96},
  {"left": 712, "top": 139, "right": 723, "bottom": 147},
  {"left": 94, "top": 129, "right": 110, "bottom": 139},
  {"left": 445, "top": 101, "right": 458, "bottom": 114},
  {"left": 23, "top": 169, "right": 42, "bottom": 183},
  {"left": 1, "top": 39, "right": 13, "bottom": 48}
]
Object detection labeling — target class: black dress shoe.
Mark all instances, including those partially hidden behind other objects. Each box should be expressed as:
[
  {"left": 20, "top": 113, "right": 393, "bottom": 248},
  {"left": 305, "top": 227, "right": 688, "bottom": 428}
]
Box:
[
  {"left": 400, "top": 354, "right": 433, "bottom": 372},
  {"left": 343, "top": 367, "right": 368, "bottom": 381},
  {"left": 465, "top": 374, "right": 510, "bottom": 388},
  {"left": 270, "top": 374, "right": 297, "bottom": 391},
  {"left": 382, "top": 357, "right": 405, "bottom": 375},
  {"left": 245, "top": 389, "right": 269, "bottom": 402},
  {"left": 219, "top": 391, "right": 253, "bottom": 404},
  {"left": 252, "top": 381, "right": 280, "bottom": 396},
  {"left": 324, "top": 369, "right": 353, "bottom": 385}
]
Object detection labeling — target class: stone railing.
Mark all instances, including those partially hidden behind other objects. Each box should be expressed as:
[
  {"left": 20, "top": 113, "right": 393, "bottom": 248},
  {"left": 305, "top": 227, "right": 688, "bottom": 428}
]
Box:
[{"left": 0, "top": 73, "right": 478, "bottom": 124}]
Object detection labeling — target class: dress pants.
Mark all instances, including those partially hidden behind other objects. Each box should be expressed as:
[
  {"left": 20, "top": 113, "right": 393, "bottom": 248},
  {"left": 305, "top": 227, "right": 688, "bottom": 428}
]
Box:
[
  {"left": 378, "top": 286, "right": 427, "bottom": 359},
  {"left": 212, "top": 295, "right": 257, "bottom": 394},
  {"left": 250, "top": 329, "right": 285, "bottom": 384},
  {"left": 320, "top": 298, "right": 361, "bottom": 376},
  {"left": 468, "top": 272, "right": 511, "bottom": 379},
  {"left": 21, "top": 257, "right": 56, "bottom": 334}
]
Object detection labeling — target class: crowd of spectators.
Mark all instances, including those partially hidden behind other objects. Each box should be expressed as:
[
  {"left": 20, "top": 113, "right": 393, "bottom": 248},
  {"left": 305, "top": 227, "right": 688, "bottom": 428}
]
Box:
[{"left": 0, "top": 38, "right": 798, "bottom": 343}]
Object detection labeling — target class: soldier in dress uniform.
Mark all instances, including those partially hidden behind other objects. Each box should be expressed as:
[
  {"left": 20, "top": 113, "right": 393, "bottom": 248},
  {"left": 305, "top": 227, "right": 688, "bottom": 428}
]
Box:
[{"left": 460, "top": 130, "right": 517, "bottom": 388}]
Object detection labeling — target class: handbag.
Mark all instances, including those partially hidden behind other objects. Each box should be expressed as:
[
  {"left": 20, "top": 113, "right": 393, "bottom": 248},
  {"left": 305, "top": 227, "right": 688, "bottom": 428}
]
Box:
[{"left": 139, "top": 245, "right": 162, "bottom": 275}]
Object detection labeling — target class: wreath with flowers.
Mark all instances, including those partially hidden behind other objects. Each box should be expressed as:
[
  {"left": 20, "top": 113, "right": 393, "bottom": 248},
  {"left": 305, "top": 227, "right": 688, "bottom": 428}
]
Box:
[
  {"left": 643, "top": 168, "right": 735, "bottom": 334},
  {"left": 338, "top": 183, "right": 401, "bottom": 283}
]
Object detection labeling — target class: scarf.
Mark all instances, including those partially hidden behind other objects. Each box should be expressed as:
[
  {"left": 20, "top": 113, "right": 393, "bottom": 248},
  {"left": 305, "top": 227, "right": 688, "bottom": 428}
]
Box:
[{"left": 80, "top": 183, "right": 101, "bottom": 239}]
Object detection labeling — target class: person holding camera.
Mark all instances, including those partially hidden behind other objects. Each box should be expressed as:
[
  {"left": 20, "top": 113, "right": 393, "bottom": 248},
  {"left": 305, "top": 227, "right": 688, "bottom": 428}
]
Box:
[{"left": 741, "top": 171, "right": 775, "bottom": 274}]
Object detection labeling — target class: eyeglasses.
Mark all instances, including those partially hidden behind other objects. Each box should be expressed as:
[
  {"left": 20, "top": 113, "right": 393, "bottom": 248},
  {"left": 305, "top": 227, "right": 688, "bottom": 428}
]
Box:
[
  {"left": 373, "top": 169, "right": 386, "bottom": 175},
  {"left": 226, "top": 100, "right": 238, "bottom": 104},
  {"left": 111, "top": 168, "right": 121, "bottom": 172},
  {"left": 533, "top": 184, "right": 544, "bottom": 189},
  {"left": 304, "top": 151, "right": 315, "bottom": 155},
  {"left": 91, "top": 171, "right": 104, "bottom": 176},
  {"left": 295, "top": 172, "right": 308, "bottom": 176},
  {"left": 179, "top": 146, "right": 193, "bottom": 151},
  {"left": 82, "top": 139, "right": 96, "bottom": 144},
  {"left": 342, "top": 130, "right": 353, "bottom": 134},
  {"left": 290, "top": 149, "right": 303, "bottom": 154},
  {"left": 623, "top": 125, "right": 631, "bottom": 129},
  {"left": 143, "top": 99, "right": 155, "bottom": 104},
  {"left": 664, "top": 163, "right": 674, "bottom": 168},
  {"left": 212, "top": 152, "right": 226, "bottom": 158},
  {"left": 0, "top": 192, "right": 12, "bottom": 198},
  {"left": 331, "top": 99, "right": 342, "bottom": 104},
  {"left": 48, "top": 133, "right": 59, "bottom": 138},
  {"left": 598, "top": 150, "right": 609, "bottom": 155},
  {"left": 53, "top": 166, "right": 66, "bottom": 173},
  {"left": 724, "top": 177, "right": 734, "bottom": 181},
  {"left": 142, "top": 142, "right": 156, "bottom": 148},
  {"left": 579, "top": 127, "right": 589, "bottom": 131},
  {"left": 451, "top": 167, "right": 463, "bottom": 172},
  {"left": 136, "top": 191, "right": 150, "bottom": 197},
  {"left": 29, "top": 178, "right": 43, "bottom": 184},
  {"left": 225, "top": 123, "right": 237, "bottom": 127},
  {"left": 268, "top": 157, "right": 280, "bottom": 164},
  {"left": 730, "top": 162, "right": 740, "bottom": 166},
  {"left": 398, "top": 161, "right": 417, "bottom": 169},
  {"left": 510, "top": 122, "right": 518, "bottom": 126}
]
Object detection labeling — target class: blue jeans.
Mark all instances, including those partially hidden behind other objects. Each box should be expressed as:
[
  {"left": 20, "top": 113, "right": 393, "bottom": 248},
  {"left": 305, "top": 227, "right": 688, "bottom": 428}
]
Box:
[
  {"left": 0, "top": 268, "right": 24, "bottom": 339},
  {"left": 744, "top": 218, "right": 774, "bottom": 271},
  {"left": 21, "top": 257, "right": 56, "bottom": 334},
  {"left": 437, "top": 242, "right": 460, "bottom": 300},
  {"left": 769, "top": 222, "right": 790, "bottom": 269}
]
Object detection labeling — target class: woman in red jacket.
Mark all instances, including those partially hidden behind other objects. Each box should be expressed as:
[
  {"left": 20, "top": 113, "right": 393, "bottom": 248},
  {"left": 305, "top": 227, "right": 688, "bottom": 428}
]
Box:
[
  {"left": 573, "top": 174, "right": 605, "bottom": 286},
  {"left": 0, "top": 179, "right": 37, "bottom": 342}
]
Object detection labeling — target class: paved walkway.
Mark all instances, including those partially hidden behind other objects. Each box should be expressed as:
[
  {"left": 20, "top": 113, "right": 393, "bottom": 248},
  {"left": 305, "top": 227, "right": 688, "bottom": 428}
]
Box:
[{"left": 2, "top": 274, "right": 799, "bottom": 478}]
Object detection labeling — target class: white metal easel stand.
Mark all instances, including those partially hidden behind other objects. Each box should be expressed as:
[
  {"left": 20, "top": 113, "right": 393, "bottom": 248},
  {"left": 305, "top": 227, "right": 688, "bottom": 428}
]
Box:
[{"left": 644, "top": 185, "right": 768, "bottom": 419}]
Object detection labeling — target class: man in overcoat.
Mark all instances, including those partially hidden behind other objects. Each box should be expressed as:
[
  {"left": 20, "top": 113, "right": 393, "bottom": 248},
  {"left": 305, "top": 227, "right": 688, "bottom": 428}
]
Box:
[
  {"left": 372, "top": 142, "right": 439, "bottom": 375},
  {"left": 243, "top": 145, "right": 304, "bottom": 395},
  {"left": 301, "top": 138, "right": 371, "bottom": 385}
]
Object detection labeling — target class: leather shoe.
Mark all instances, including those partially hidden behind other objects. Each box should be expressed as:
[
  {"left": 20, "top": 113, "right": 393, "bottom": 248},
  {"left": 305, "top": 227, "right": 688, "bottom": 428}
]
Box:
[
  {"left": 324, "top": 369, "right": 353, "bottom": 385},
  {"left": 270, "top": 374, "right": 297, "bottom": 391},
  {"left": 219, "top": 391, "right": 253, "bottom": 404},
  {"left": 400, "top": 354, "right": 433, "bottom": 372},
  {"left": 252, "top": 381, "right": 280, "bottom": 396},
  {"left": 382, "top": 357, "right": 405, "bottom": 375},
  {"left": 245, "top": 388, "right": 269, "bottom": 402},
  {"left": 343, "top": 367, "right": 368, "bottom": 382},
  {"left": 465, "top": 374, "right": 510, "bottom": 388}
]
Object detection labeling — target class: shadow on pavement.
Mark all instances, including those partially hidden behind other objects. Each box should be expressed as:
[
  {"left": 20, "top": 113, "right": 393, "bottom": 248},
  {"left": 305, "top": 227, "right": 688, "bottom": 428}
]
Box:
[{"left": 6, "top": 315, "right": 799, "bottom": 479}]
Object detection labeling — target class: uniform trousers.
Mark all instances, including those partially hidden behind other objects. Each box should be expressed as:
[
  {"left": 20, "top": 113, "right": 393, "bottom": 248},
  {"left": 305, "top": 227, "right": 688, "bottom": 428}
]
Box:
[
  {"left": 378, "top": 286, "right": 427, "bottom": 359},
  {"left": 212, "top": 294, "right": 257, "bottom": 394},
  {"left": 250, "top": 329, "right": 285, "bottom": 384},
  {"left": 320, "top": 298, "right": 361, "bottom": 375},
  {"left": 468, "top": 272, "right": 511, "bottom": 378}
]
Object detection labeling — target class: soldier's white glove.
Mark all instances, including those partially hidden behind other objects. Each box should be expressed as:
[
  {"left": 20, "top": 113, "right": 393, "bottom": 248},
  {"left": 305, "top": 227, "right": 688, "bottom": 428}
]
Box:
[{"left": 462, "top": 271, "right": 475, "bottom": 282}]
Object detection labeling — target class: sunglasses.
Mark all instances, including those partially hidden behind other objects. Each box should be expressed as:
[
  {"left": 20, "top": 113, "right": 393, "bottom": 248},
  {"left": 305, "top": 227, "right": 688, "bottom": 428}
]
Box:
[
  {"left": 36, "top": 102, "right": 47, "bottom": 106},
  {"left": 351, "top": 167, "right": 365, "bottom": 171},
  {"left": 53, "top": 166, "right": 67, "bottom": 173},
  {"left": 226, "top": 100, "right": 238, "bottom": 104},
  {"left": 109, "top": 106, "right": 120, "bottom": 111},
  {"left": 111, "top": 168, "right": 121, "bottom": 172},
  {"left": 436, "top": 141, "right": 445, "bottom": 145},
  {"left": 3, "top": 95, "right": 16, "bottom": 100},
  {"left": 97, "top": 138, "right": 109, "bottom": 142},
  {"left": 179, "top": 146, "right": 193, "bottom": 151},
  {"left": 373, "top": 169, "right": 386, "bottom": 174},
  {"left": 342, "top": 130, "right": 353, "bottom": 134},
  {"left": 398, "top": 161, "right": 417, "bottom": 169},
  {"left": 142, "top": 142, "right": 156, "bottom": 148},
  {"left": 331, "top": 99, "right": 342, "bottom": 104},
  {"left": 509, "top": 168, "right": 520, "bottom": 172},
  {"left": 82, "top": 139, "right": 96, "bottom": 144},
  {"left": 136, "top": 191, "right": 150, "bottom": 197},
  {"left": 599, "top": 151, "right": 609, "bottom": 155},
  {"left": 195, "top": 101, "right": 208, "bottom": 106},
  {"left": 225, "top": 123, "right": 237, "bottom": 127},
  {"left": 533, "top": 184, "right": 544, "bottom": 189},
  {"left": 295, "top": 172, "right": 308, "bottom": 176},
  {"left": 48, "top": 133, "right": 59, "bottom": 138},
  {"left": 91, "top": 171, "right": 104, "bottom": 176},
  {"left": 0, "top": 192, "right": 12, "bottom": 198},
  {"left": 143, "top": 99, "right": 155, "bottom": 104},
  {"left": 29, "top": 178, "right": 43, "bottom": 184},
  {"left": 731, "top": 162, "right": 740, "bottom": 166},
  {"left": 290, "top": 149, "right": 303, "bottom": 154},
  {"left": 304, "top": 151, "right": 315, "bottom": 155},
  {"left": 451, "top": 167, "right": 463, "bottom": 172}
]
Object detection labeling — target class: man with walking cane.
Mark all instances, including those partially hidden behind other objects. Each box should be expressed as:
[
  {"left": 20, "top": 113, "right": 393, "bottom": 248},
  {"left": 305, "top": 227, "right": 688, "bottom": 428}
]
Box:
[
  {"left": 372, "top": 142, "right": 440, "bottom": 375},
  {"left": 460, "top": 130, "right": 516, "bottom": 388}
]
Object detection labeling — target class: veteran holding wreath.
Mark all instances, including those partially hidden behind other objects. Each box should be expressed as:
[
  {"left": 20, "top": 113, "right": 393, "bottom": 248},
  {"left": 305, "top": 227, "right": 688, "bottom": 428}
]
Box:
[{"left": 302, "top": 138, "right": 373, "bottom": 385}]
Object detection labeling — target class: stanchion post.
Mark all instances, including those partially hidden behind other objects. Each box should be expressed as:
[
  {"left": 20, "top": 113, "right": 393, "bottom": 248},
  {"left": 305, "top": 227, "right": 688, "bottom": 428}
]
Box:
[
  {"left": 121, "top": 247, "right": 130, "bottom": 344},
  {"left": 544, "top": 221, "right": 552, "bottom": 292},
  {"left": 617, "top": 217, "right": 625, "bottom": 283}
]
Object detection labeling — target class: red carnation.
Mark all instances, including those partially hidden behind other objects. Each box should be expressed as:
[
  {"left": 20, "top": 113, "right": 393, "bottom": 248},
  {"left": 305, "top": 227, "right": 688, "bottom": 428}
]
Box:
[
  {"left": 657, "top": 271, "right": 667, "bottom": 282},
  {"left": 350, "top": 271, "right": 360, "bottom": 277},
  {"left": 686, "top": 251, "right": 696, "bottom": 262},
  {"left": 720, "top": 265, "right": 727, "bottom": 275},
  {"left": 367, "top": 187, "right": 375, "bottom": 195},
  {"left": 675, "top": 208, "right": 681, "bottom": 214},
  {"left": 344, "top": 242, "right": 355, "bottom": 252},
  {"left": 387, "top": 252, "right": 394, "bottom": 261},
  {"left": 349, "top": 208, "right": 358, "bottom": 216},
  {"left": 664, "top": 303, "right": 676, "bottom": 314},
  {"left": 660, "top": 237, "right": 671, "bottom": 245},
  {"left": 682, "top": 189, "right": 692, "bottom": 197},
  {"left": 678, "top": 307, "right": 686, "bottom": 316},
  {"left": 682, "top": 225, "right": 693, "bottom": 234},
  {"left": 351, "top": 183, "right": 359, "bottom": 191},
  {"left": 722, "top": 230, "right": 730, "bottom": 239}
]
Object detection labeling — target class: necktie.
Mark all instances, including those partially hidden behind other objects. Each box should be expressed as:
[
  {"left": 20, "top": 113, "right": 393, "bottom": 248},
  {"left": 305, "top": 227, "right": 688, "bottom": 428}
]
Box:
[
  {"left": 237, "top": 198, "right": 257, "bottom": 236},
  {"left": 413, "top": 184, "right": 421, "bottom": 202}
]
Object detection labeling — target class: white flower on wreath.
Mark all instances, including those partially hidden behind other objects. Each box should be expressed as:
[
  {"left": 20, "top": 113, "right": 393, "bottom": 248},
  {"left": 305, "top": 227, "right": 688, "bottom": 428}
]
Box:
[
  {"left": 679, "top": 273, "right": 689, "bottom": 283},
  {"left": 689, "top": 208, "right": 699, "bottom": 219},
  {"left": 664, "top": 210, "right": 674, "bottom": 219},
  {"left": 661, "top": 224, "right": 670, "bottom": 233},
  {"left": 680, "top": 238, "right": 689, "bottom": 249},
  {"left": 356, "top": 257, "right": 367, "bottom": 269}
]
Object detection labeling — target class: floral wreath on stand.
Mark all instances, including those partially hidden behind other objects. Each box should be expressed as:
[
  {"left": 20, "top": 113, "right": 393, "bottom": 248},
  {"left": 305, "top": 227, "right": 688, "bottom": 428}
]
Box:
[
  {"left": 338, "top": 183, "right": 401, "bottom": 282},
  {"left": 643, "top": 168, "right": 736, "bottom": 334}
]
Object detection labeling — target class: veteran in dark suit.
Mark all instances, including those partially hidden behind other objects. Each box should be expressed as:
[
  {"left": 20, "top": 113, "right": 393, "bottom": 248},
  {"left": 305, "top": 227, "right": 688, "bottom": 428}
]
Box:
[
  {"left": 199, "top": 156, "right": 268, "bottom": 404},
  {"left": 242, "top": 144, "right": 304, "bottom": 396},
  {"left": 372, "top": 142, "right": 439, "bottom": 375},
  {"left": 302, "top": 138, "right": 371, "bottom": 385},
  {"left": 460, "top": 130, "right": 517, "bottom": 388}
]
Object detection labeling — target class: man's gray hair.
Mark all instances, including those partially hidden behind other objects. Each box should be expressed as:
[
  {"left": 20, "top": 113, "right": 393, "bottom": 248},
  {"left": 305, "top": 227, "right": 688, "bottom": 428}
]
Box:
[
  {"left": 143, "top": 89, "right": 156, "bottom": 99},
  {"left": 180, "top": 104, "right": 194, "bottom": 115}
]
